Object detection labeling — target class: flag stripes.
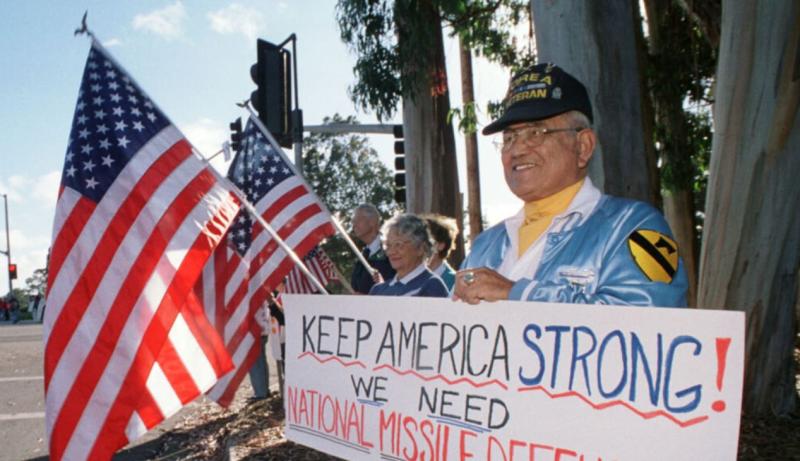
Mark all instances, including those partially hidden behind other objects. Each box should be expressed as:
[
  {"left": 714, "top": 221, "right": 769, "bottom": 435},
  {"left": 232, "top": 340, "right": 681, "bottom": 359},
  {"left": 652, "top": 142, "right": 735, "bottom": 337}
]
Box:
[
  {"left": 201, "top": 118, "right": 335, "bottom": 406},
  {"left": 285, "top": 247, "right": 337, "bottom": 294},
  {"left": 46, "top": 43, "right": 241, "bottom": 460}
]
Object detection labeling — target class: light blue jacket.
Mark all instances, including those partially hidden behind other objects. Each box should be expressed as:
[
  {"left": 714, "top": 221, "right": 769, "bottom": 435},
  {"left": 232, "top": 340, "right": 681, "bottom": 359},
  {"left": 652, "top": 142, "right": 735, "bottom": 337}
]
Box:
[{"left": 462, "top": 193, "right": 688, "bottom": 307}]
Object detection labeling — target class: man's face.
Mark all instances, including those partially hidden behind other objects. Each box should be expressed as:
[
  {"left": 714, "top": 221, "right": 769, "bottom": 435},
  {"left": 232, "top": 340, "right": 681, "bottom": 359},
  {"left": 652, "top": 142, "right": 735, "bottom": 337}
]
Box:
[
  {"left": 351, "top": 209, "right": 378, "bottom": 243},
  {"left": 500, "top": 113, "right": 595, "bottom": 202}
]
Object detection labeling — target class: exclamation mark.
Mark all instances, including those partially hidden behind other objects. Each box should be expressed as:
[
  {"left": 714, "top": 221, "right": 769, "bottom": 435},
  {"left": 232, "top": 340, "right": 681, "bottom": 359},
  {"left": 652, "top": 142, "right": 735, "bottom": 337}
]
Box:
[{"left": 711, "top": 337, "right": 732, "bottom": 412}]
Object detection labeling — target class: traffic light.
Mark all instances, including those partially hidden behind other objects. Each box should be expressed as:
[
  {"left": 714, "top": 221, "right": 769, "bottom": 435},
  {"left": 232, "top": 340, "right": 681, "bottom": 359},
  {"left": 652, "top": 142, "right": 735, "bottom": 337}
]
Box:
[
  {"left": 8, "top": 263, "right": 17, "bottom": 280},
  {"left": 230, "top": 117, "right": 243, "bottom": 153},
  {"left": 393, "top": 124, "right": 406, "bottom": 205},
  {"left": 250, "top": 39, "right": 292, "bottom": 148}
]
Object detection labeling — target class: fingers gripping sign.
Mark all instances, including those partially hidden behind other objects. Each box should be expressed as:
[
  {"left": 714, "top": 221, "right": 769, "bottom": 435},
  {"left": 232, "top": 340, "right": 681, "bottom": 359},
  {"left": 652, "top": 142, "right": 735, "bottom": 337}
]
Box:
[{"left": 454, "top": 267, "right": 515, "bottom": 304}]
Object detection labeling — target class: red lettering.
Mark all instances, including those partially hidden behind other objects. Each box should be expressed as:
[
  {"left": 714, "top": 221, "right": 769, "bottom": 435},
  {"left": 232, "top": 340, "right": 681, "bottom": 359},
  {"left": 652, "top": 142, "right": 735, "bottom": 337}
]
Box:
[
  {"left": 421, "top": 420, "right": 435, "bottom": 461},
  {"left": 379, "top": 410, "right": 398, "bottom": 454},
  {"left": 555, "top": 448, "right": 577, "bottom": 461},
  {"left": 530, "top": 443, "right": 554, "bottom": 461},
  {"left": 459, "top": 429, "right": 477, "bottom": 460},
  {"left": 509, "top": 439, "right": 526, "bottom": 461},
  {"left": 402, "top": 416, "right": 419, "bottom": 460},
  {"left": 359, "top": 404, "right": 374, "bottom": 448},
  {"left": 486, "top": 435, "right": 507, "bottom": 461}
]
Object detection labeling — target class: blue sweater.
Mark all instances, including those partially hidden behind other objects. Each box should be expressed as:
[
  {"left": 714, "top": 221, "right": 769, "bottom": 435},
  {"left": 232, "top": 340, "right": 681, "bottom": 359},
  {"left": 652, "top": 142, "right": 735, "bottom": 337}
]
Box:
[{"left": 369, "top": 265, "right": 449, "bottom": 298}]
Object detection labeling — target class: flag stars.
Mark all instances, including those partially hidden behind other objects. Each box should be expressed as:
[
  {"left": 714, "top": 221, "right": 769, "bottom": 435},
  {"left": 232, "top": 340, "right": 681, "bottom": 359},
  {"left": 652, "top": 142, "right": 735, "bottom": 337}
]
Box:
[
  {"left": 110, "top": 93, "right": 121, "bottom": 103},
  {"left": 146, "top": 112, "right": 156, "bottom": 122},
  {"left": 91, "top": 83, "right": 102, "bottom": 93},
  {"left": 85, "top": 177, "right": 99, "bottom": 190},
  {"left": 83, "top": 159, "right": 96, "bottom": 172},
  {"left": 130, "top": 107, "right": 142, "bottom": 117},
  {"left": 89, "top": 72, "right": 100, "bottom": 80},
  {"left": 78, "top": 128, "right": 90, "bottom": 139},
  {"left": 81, "top": 144, "right": 93, "bottom": 155},
  {"left": 66, "top": 165, "right": 77, "bottom": 177},
  {"left": 132, "top": 121, "right": 145, "bottom": 132},
  {"left": 77, "top": 114, "right": 88, "bottom": 125},
  {"left": 115, "top": 120, "right": 128, "bottom": 131},
  {"left": 94, "top": 109, "right": 107, "bottom": 119},
  {"left": 106, "top": 70, "right": 117, "bottom": 79},
  {"left": 97, "top": 124, "right": 109, "bottom": 135},
  {"left": 93, "top": 96, "right": 104, "bottom": 106},
  {"left": 99, "top": 138, "right": 112, "bottom": 150},
  {"left": 112, "top": 107, "right": 124, "bottom": 117},
  {"left": 117, "top": 136, "right": 130, "bottom": 149},
  {"left": 125, "top": 84, "right": 135, "bottom": 93},
  {"left": 87, "top": 61, "right": 98, "bottom": 69},
  {"left": 101, "top": 155, "right": 114, "bottom": 167},
  {"left": 144, "top": 100, "right": 154, "bottom": 109},
  {"left": 66, "top": 150, "right": 74, "bottom": 162},
  {"left": 108, "top": 81, "right": 119, "bottom": 91},
  {"left": 77, "top": 101, "right": 86, "bottom": 112}
]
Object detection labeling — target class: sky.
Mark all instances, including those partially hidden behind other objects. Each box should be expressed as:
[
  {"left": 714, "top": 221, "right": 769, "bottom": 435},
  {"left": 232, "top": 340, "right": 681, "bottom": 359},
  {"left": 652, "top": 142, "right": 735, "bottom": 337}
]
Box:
[{"left": 0, "top": 0, "right": 522, "bottom": 294}]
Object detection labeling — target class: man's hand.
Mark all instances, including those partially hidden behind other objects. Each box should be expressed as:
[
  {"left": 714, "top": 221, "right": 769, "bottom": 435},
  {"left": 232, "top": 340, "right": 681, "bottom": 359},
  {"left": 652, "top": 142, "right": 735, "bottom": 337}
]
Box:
[
  {"left": 371, "top": 270, "right": 384, "bottom": 284},
  {"left": 453, "top": 267, "right": 514, "bottom": 304}
]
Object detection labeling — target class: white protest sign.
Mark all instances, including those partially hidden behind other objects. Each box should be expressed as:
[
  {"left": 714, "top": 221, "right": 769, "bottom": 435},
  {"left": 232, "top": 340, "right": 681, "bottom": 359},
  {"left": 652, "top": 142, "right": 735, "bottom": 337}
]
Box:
[{"left": 284, "top": 295, "right": 744, "bottom": 461}]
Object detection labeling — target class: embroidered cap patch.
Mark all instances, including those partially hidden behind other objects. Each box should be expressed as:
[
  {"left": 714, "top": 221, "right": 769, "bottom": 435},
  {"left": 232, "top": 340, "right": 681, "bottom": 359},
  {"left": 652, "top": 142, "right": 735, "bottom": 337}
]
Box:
[{"left": 627, "top": 230, "right": 679, "bottom": 283}]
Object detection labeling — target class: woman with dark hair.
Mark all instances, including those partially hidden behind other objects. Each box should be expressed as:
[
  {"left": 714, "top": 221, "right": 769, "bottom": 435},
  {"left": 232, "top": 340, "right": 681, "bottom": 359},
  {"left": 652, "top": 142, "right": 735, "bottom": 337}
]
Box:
[
  {"left": 423, "top": 214, "right": 459, "bottom": 291},
  {"left": 368, "top": 214, "right": 448, "bottom": 297}
]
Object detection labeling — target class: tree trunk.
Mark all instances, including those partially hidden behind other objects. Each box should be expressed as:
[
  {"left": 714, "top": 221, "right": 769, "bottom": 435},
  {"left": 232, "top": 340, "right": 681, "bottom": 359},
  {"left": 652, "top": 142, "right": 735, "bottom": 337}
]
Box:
[
  {"left": 697, "top": 0, "right": 800, "bottom": 416},
  {"left": 644, "top": 0, "right": 701, "bottom": 307},
  {"left": 459, "top": 38, "right": 483, "bottom": 243},
  {"left": 531, "top": 0, "right": 658, "bottom": 204},
  {"left": 663, "top": 190, "right": 697, "bottom": 306},
  {"left": 397, "top": 2, "right": 464, "bottom": 264}
]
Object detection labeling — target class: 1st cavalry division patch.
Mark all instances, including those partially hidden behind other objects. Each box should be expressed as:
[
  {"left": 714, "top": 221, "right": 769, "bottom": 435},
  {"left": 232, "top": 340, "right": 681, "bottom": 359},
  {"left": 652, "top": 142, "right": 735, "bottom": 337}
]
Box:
[{"left": 627, "top": 230, "right": 679, "bottom": 283}]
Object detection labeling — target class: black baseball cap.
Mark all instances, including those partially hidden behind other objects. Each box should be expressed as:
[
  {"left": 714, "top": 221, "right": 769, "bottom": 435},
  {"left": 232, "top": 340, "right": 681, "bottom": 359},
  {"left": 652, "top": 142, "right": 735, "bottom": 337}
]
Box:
[{"left": 482, "top": 63, "right": 593, "bottom": 135}]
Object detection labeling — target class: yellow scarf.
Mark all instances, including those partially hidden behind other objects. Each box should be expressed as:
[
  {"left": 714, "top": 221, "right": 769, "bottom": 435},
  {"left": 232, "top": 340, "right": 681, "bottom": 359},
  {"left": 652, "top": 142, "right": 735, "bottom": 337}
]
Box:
[{"left": 518, "top": 179, "right": 584, "bottom": 256}]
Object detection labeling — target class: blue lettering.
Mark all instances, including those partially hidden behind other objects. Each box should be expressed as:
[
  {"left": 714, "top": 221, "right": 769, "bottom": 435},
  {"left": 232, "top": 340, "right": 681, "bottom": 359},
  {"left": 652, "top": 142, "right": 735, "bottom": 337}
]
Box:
[
  {"left": 664, "top": 335, "right": 702, "bottom": 413},
  {"left": 569, "top": 326, "right": 597, "bottom": 395},
  {"left": 598, "top": 330, "right": 627, "bottom": 398},
  {"left": 545, "top": 325, "right": 570, "bottom": 388},
  {"left": 518, "top": 324, "right": 545, "bottom": 385},
  {"left": 630, "top": 333, "right": 663, "bottom": 405}
]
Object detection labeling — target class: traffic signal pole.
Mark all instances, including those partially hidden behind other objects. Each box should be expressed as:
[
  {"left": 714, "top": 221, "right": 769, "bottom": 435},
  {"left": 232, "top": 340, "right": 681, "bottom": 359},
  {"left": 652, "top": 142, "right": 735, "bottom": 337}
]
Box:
[{"left": 2, "top": 194, "right": 11, "bottom": 294}]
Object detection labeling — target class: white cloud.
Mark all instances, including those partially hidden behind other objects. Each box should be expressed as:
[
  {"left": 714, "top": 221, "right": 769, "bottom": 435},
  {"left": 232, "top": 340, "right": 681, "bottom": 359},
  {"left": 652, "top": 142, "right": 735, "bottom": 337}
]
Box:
[
  {"left": 181, "top": 118, "right": 231, "bottom": 173},
  {"left": 103, "top": 38, "right": 122, "bottom": 48},
  {"left": 0, "top": 171, "right": 59, "bottom": 208},
  {"left": 132, "top": 1, "right": 186, "bottom": 40},
  {"left": 207, "top": 4, "right": 264, "bottom": 41}
]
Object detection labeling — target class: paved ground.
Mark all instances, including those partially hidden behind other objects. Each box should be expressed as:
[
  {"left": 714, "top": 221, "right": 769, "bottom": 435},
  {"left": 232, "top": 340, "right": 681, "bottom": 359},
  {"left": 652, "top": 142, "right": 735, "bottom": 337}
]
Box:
[
  {"left": 0, "top": 321, "right": 47, "bottom": 461},
  {"left": 0, "top": 321, "right": 276, "bottom": 461}
]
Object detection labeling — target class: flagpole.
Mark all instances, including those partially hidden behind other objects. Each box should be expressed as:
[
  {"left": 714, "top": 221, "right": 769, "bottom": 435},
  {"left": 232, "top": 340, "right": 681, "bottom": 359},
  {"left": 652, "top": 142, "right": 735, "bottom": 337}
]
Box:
[
  {"left": 242, "top": 103, "right": 379, "bottom": 279},
  {"left": 193, "top": 147, "right": 330, "bottom": 295}
]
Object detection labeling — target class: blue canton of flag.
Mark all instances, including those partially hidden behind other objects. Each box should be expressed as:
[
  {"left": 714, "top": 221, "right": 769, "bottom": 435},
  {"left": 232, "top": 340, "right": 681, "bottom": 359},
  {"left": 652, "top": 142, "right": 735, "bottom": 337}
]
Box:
[
  {"left": 62, "top": 48, "right": 170, "bottom": 203},
  {"left": 226, "top": 119, "right": 296, "bottom": 255}
]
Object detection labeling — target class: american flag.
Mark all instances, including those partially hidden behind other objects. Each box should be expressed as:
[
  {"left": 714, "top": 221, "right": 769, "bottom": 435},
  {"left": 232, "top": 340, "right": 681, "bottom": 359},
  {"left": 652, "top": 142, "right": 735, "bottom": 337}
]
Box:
[
  {"left": 43, "top": 42, "right": 240, "bottom": 460},
  {"left": 203, "top": 117, "right": 335, "bottom": 405},
  {"left": 284, "top": 246, "right": 338, "bottom": 294}
]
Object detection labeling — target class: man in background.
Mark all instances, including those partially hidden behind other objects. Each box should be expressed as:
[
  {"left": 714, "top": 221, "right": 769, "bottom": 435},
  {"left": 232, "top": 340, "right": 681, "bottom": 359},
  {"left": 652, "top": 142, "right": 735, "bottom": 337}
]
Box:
[{"left": 350, "top": 203, "right": 395, "bottom": 294}]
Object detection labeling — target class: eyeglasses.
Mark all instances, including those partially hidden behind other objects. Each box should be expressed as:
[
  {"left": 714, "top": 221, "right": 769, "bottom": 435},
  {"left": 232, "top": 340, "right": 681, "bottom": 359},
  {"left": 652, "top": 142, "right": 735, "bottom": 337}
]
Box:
[
  {"left": 383, "top": 239, "right": 414, "bottom": 252},
  {"left": 493, "top": 125, "right": 585, "bottom": 152}
]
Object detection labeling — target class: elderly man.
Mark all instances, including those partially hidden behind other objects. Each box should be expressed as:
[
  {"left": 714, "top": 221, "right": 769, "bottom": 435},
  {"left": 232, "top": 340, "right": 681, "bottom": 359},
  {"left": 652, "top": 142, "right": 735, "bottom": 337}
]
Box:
[
  {"left": 350, "top": 203, "right": 396, "bottom": 294},
  {"left": 455, "top": 63, "right": 688, "bottom": 307}
]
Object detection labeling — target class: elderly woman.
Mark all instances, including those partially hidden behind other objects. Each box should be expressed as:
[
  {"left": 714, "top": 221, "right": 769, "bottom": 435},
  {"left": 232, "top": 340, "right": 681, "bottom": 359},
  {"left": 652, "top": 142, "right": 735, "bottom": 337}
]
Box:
[
  {"left": 368, "top": 214, "right": 449, "bottom": 297},
  {"left": 422, "top": 214, "right": 459, "bottom": 291}
]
